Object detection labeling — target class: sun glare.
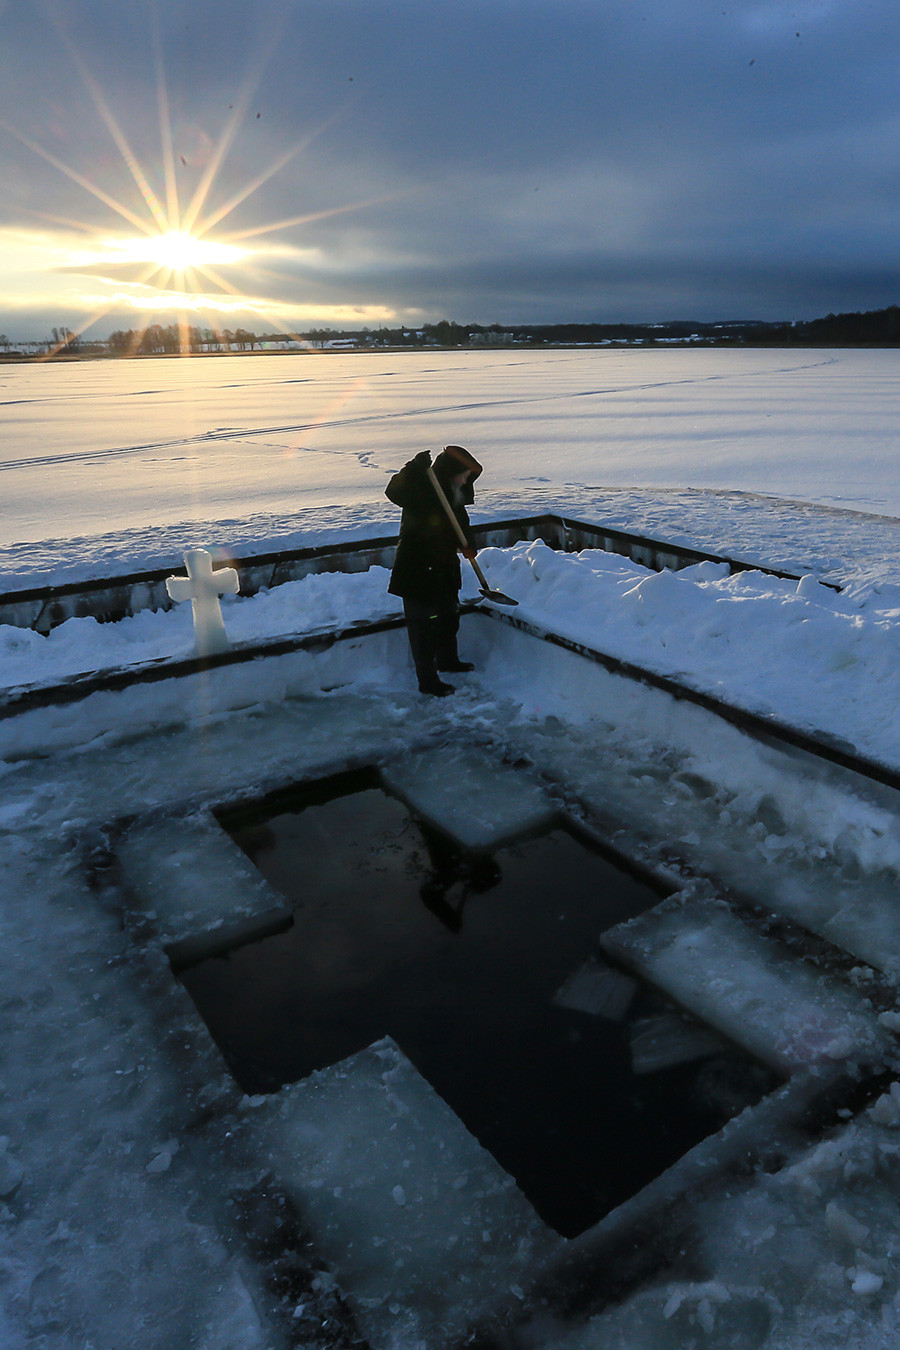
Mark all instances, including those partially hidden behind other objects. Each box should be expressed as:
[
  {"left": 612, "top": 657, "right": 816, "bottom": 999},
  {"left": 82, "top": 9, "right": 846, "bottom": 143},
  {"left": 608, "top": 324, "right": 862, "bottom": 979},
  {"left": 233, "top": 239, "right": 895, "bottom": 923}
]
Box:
[
  {"left": 115, "top": 229, "right": 246, "bottom": 272},
  {"left": 2, "top": 16, "right": 388, "bottom": 352}
]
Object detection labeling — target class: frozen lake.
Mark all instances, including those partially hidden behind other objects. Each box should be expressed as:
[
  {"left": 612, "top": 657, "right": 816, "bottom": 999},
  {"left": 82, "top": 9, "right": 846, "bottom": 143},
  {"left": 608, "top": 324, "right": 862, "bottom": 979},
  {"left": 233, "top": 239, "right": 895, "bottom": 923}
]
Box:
[
  {"left": 2, "top": 346, "right": 899, "bottom": 588},
  {"left": 5, "top": 346, "right": 900, "bottom": 1348}
]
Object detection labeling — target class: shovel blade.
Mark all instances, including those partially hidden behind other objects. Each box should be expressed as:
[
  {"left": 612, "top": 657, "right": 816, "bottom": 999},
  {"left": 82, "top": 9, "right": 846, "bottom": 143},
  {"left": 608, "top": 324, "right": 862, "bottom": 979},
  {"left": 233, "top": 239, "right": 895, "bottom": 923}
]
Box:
[{"left": 480, "top": 587, "right": 518, "bottom": 607}]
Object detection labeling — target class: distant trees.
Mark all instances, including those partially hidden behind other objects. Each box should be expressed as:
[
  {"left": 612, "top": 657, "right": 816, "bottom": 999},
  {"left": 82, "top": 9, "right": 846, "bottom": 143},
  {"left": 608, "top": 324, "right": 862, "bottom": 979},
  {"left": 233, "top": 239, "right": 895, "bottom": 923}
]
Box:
[
  {"left": 107, "top": 324, "right": 210, "bottom": 354},
  {"left": 790, "top": 305, "right": 900, "bottom": 347},
  {"left": 4, "top": 303, "right": 899, "bottom": 361},
  {"left": 51, "top": 326, "right": 78, "bottom": 351},
  {"left": 429, "top": 320, "right": 468, "bottom": 346}
]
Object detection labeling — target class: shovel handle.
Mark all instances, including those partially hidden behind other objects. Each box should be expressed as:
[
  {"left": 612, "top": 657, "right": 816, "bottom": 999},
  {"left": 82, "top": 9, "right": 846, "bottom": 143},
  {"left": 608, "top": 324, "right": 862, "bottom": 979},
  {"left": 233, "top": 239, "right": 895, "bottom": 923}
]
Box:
[{"left": 425, "top": 462, "right": 492, "bottom": 591}]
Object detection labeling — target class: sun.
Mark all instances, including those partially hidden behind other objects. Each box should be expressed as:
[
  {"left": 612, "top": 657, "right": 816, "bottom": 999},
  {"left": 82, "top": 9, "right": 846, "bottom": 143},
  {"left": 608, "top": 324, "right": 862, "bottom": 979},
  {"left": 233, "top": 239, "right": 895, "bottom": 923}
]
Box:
[{"left": 114, "top": 229, "right": 247, "bottom": 273}]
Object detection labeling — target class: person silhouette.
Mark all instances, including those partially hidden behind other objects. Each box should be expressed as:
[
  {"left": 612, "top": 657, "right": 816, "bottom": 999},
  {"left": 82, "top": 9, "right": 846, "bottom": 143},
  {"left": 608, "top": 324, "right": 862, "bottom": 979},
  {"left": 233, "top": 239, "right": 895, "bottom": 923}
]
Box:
[{"left": 385, "top": 444, "right": 483, "bottom": 695}]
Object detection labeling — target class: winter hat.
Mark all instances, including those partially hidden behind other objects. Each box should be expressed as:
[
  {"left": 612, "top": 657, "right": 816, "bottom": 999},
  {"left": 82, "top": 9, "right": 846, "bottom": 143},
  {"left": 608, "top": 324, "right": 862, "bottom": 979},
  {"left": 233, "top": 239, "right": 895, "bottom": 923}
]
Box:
[{"left": 436, "top": 444, "right": 483, "bottom": 480}]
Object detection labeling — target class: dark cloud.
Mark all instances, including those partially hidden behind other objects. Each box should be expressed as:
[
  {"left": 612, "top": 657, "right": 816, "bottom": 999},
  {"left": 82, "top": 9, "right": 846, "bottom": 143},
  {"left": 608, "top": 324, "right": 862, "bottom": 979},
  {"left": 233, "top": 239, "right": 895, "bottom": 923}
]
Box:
[{"left": 1, "top": 0, "right": 899, "bottom": 336}]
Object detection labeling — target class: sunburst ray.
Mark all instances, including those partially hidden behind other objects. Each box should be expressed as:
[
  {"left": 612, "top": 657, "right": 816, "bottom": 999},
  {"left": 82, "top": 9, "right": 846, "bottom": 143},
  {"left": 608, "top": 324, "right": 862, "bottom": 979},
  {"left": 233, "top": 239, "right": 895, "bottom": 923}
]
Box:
[
  {"left": 49, "top": 18, "right": 169, "bottom": 234},
  {"left": 0, "top": 118, "right": 155, "bottom": 236},
  {"left": 4, "top": 5, "right": 383, "bottom": 347}
]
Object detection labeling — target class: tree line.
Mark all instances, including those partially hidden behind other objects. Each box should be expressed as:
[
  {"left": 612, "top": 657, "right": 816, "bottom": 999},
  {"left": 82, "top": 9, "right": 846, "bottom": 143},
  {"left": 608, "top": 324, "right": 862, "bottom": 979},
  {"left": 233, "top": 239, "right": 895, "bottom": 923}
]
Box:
[
  {"left": 107, "top": 325, "right": 261, "bottom": 354},
  {"left": 2, "top": 304, "right": 899, "bottom": 358}
]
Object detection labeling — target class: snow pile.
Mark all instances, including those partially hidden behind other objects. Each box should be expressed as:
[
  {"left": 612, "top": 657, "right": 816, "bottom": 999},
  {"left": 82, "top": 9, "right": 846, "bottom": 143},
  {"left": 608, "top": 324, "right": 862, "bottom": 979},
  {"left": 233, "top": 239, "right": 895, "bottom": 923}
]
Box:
[{"left": 478, "top": 540, "right": 900, "bottom": 767}]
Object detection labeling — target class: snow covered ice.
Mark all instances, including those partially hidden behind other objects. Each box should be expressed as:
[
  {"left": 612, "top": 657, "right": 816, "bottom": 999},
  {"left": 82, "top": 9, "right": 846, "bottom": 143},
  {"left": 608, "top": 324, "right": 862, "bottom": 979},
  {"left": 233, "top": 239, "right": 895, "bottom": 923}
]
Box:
[{"left": 4, "top": 349, "right": 900, "bottom": 1346}]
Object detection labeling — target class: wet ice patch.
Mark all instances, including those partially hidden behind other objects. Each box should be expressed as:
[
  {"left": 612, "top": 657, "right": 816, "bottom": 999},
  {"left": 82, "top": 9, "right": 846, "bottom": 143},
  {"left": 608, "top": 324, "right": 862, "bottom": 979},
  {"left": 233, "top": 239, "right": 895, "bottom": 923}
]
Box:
[{"left": 380, "top": 743, "right": 557, "bottom": 850}]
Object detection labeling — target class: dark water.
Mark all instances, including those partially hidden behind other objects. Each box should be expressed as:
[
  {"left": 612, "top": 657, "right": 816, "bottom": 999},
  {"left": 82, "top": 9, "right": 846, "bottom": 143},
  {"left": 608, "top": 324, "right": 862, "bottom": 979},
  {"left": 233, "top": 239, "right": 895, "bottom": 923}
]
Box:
[{"left": 182, "top": 768, "right": 775, "bottom": 1236}]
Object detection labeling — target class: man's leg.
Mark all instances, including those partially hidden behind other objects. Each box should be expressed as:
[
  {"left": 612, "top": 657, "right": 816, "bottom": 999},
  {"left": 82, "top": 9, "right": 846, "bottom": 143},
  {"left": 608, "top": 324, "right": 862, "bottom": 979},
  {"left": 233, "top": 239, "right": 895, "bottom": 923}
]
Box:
[
  {"left": 403, "top": 599, "right": 455, "bottom": 695},
  {"left": 436, "top": 601, "right": 474, "bottom": 673}
]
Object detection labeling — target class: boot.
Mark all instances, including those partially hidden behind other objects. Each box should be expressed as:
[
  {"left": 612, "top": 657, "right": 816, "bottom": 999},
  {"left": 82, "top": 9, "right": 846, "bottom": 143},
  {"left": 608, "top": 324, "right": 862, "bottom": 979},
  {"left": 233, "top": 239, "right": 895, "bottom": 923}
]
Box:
[
  {"left": 418, "top": 675, "right": 455, "bottom": 697},
  {"left": 437, "top": 659, "right": 475, "bottom": 673}
]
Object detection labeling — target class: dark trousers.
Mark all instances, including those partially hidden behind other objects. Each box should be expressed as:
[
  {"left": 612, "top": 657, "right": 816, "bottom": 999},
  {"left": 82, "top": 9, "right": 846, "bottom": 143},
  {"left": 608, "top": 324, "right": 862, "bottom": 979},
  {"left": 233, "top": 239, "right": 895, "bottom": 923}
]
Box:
[{"left": 402, "top": 597, "right": 460, "bottom": 684}]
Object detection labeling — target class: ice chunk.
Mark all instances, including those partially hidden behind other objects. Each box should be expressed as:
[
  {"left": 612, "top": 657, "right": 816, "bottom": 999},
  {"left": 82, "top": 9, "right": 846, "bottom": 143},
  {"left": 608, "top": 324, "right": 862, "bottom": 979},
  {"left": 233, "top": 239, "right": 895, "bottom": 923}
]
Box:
[
  {"left": 381, "top": 745, "right": 557, "bottom": 850},
  {"left": 867, "top": 1081, "right": 900, "bottom": 1127},
  {"left": 629, "top": 1012, "right": 726, "bottom": 1075},
  {"left": 115, "top": 812, "right": 291, "bottom": 954},
  {"left": 553, "top": 958, "right": 638, "bottom": 1022},
  {"left": 850, "top": 1270, "right": 883, "bottom": 1296},
  {"left": 602, "top": 894, "right": 889, "bottom": 1076},
  {"left": 250, "top": 1036, "right": 557, "bottom": 1347},
  {"left": 146, "top": 1140, "right": 180, "bottom": 1175}
]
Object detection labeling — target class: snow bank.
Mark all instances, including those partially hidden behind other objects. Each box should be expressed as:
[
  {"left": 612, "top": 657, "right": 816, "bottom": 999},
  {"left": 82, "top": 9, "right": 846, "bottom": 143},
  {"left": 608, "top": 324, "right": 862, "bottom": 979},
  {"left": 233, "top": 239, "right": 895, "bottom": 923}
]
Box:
[
  {"left": 477, "top": 541, "right": 900, "bottom": 768},
  {"left": 0, "top": 566, "right": 402, "bottom": 690},
  {"left": 7, "top": 539, "right": 900, "bottom": 777}
]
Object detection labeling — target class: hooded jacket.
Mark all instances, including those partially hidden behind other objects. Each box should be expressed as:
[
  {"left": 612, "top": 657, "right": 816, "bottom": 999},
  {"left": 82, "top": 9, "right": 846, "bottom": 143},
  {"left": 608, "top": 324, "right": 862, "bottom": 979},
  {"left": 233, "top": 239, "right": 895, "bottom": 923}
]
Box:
[{"left": 385, "top": 445, "right": 483, "bottom": 604}]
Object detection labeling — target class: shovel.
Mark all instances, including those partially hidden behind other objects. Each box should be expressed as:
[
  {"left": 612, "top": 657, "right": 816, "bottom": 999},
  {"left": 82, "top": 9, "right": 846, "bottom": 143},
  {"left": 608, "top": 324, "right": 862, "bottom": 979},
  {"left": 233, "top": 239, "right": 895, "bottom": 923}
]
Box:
[{"left": 426, "top": 462, "right": 518, "bottom": 606}]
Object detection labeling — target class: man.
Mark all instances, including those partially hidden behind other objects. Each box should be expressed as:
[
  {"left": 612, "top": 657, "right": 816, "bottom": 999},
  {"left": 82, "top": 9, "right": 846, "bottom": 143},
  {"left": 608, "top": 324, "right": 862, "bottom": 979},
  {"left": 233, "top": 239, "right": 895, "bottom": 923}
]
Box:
[{"left": 385, "top": 443, "right": 483, "bottom": 696}]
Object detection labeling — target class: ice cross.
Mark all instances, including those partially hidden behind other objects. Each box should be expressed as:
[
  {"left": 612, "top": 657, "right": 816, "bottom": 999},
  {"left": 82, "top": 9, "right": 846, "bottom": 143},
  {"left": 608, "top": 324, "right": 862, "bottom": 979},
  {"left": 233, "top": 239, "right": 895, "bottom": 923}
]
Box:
[{"left": 166, "top": 549, "right": 240, "bottom": 658}]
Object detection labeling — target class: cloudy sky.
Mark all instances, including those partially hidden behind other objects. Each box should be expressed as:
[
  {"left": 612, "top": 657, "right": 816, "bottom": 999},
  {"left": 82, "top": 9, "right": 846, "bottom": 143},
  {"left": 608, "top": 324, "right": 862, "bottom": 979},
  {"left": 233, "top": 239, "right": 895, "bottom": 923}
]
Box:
[{"left": 0, "top": 0, "right": 898, "bottom": 340}]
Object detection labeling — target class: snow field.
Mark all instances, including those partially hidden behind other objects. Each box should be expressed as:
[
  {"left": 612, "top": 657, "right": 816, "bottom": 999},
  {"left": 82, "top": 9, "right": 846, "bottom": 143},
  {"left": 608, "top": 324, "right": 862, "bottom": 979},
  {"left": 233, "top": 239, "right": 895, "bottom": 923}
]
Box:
[{"left": 3, "top": 347, "right": 900, "bottom": 593}]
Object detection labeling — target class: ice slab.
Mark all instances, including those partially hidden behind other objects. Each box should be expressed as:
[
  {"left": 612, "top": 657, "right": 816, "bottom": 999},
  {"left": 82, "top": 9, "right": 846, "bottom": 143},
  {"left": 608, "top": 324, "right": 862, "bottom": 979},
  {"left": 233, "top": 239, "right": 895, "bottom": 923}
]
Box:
[
  {"left": 629, "top": 1012, "right": 726, "bottom": 1075},
  {"left": 380, "top": 744, "right": 557, "bottom": 850},
  {"left": 116, "top": 813, "right": 291, "bottom": 949},
  {"left": 602, "top": 895, "right": 890, "bottom": 1077},
  {"left": 553, "top": 957, "right": 638, "bottom": 1022},
  {"left": 251, "top": 1036, "right": 557, "bottom": 1348}
]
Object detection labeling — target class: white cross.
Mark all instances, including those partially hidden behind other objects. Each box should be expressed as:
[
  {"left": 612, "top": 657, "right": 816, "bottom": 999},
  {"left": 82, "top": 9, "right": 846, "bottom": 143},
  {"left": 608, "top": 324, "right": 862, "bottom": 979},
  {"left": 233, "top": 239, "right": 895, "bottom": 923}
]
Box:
[{"left": 165, "top": 549, "right": 240, "bottom": 658}]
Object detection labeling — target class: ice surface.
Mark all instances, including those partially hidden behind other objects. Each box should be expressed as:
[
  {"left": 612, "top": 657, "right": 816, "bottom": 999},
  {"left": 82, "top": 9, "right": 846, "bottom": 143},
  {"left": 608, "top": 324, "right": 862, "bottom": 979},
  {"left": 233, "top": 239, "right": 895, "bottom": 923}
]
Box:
[
  {"left": 553, "top": 958, "right": 638, "bottom": 1022},
  {"left": 250, "top": 1036, "right": 557, "bottom": 1348},
  {"left": 602, "top": 893, "right": 890, "bottom": 1075},
  {"left": 6, "top": 348, "right": 900, "bottom": 1346},
  {"left": 380, "top": 743, "right": 557, "bottom": 850},
  {"left": 544, "top": 1081, "right": 900, "bottom": 1349},
  {"left": 115, "top": 812, "right": 291, "bottom": 954},
  {"left": 0, "top": 833, "right": 273, "bottom": 1349},
  {"left": 5, "top": 576, "right": 900, "bottom": 1342}
]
